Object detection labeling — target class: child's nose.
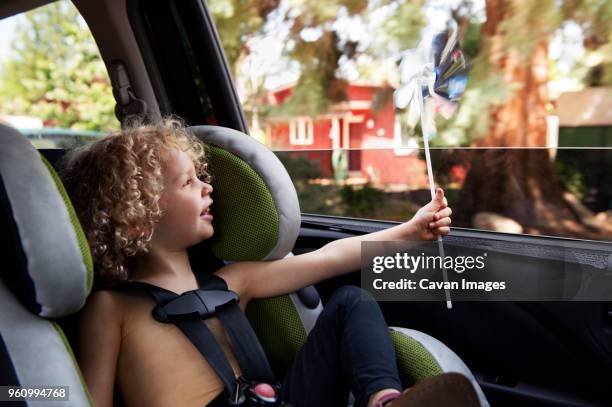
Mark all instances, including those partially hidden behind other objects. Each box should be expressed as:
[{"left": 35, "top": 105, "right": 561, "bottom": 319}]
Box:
[{"left": 202, "top": 183, "right": 213, "bottom": 196}]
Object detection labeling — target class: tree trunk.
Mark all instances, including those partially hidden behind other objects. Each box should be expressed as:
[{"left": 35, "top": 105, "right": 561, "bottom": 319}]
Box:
[{"left": 454, "top": 0, "right": 610, "bottom": 240}]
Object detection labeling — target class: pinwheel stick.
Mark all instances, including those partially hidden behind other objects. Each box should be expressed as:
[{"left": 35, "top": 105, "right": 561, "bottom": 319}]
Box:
[{"left": 416, "top": 79, "right": 453, "bottom": 310}]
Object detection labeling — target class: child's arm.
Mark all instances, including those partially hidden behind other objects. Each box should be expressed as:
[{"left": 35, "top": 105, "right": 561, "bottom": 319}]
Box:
[
  {"left": 78, "top": 290, "right": 122, "bottom": 407},
  {"left": 217, "top": 188, "right": 451, "bottom": 302}
]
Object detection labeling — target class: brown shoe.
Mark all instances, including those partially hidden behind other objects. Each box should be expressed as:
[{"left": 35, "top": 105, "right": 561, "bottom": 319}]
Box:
[{"left": 379, "top": 373, "right": 480, "bottom": 407}]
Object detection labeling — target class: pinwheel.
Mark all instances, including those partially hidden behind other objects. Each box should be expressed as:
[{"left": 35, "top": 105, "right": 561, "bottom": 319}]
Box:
[{"left": 394, "top": 20, "right": 468, "bottom": 309}]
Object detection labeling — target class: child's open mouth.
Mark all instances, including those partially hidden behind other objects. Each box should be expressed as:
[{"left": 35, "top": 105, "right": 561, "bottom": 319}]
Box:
[{"left": 201, "top": 207, "right": 213, "bottom": 221}]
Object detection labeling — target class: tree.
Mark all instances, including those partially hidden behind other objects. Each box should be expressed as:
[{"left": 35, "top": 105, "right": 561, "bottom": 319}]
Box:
[
  {"left": 560, "top": 0, "right": 612, "bottom": 86},
  {"left": 211, "top": 0, "right": 425, "bottom": 117},
  {"left": 280, "top": 0, "right": 425, "bottom": 116},
  {"left": 0, "top": 0, "right": 424, "bottom": 131},
  {"left": 209, "top": 0, "right": 280, "bottom": 75},
  {"left": 0, "top": 1, "right": 117, "bottom": 131},
  {"left": 453, "top": 0, "right": 611, "bottom": 239}
]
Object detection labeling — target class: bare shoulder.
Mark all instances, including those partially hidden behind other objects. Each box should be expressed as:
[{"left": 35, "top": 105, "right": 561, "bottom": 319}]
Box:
[
  {"left": 80, "top": 289, "right": 124, "bottom": 322},
  {"left": 78, "top": 289, "right": 124, "bottom": 348}
]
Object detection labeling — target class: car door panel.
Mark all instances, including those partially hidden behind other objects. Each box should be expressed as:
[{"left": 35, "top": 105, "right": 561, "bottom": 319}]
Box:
[{"left": 298, "top": 215, "right": 612, "bottom": 406}]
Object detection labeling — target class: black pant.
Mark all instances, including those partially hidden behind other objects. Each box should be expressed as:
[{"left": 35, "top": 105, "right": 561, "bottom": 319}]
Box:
[{"left": 280, "top": 286, "right": 402, "bottom": 407}]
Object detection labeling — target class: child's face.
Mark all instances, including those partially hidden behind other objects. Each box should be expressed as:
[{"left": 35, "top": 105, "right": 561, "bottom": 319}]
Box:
[{"left": 151, "top": 147, "right": 214, "bottom": 250}]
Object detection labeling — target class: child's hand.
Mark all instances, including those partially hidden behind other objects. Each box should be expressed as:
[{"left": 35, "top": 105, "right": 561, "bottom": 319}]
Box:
[{"left": 411, "top": 188, "right": 452, "bottom": 240}]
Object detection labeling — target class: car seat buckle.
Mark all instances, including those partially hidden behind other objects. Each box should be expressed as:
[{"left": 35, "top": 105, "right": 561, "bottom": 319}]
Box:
[
  {"left": 235, "top": 377, "right": 286, "bottom": 406},
  {"left": 152, "top": 289, "right": 239, "bottom": 322}
]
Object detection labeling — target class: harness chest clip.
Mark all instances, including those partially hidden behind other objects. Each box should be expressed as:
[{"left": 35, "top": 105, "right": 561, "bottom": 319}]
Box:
[{"left": 152, "top": 289, "right": 239, "bottom": 322}]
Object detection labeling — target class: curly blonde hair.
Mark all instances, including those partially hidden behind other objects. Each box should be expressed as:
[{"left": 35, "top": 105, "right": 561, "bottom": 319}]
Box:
[{"left": 61, "top": 119, "right": 210, "bottom": 283}]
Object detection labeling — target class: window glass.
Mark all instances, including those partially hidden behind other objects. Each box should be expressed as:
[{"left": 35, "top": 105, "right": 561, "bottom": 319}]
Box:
[
  {"left": 210, "top": 0, "right": 611, "bottom": 242},
  {"left": 0, "top": 0, "right": 117, "bottom": 148}
]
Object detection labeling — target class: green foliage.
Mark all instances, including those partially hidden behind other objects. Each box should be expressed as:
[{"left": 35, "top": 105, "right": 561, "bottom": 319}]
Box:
[
  {"left": 557, "top": 159, "right": 587, "bottom": 199},
  {"left": 277, "top": 153, "right": 323, "bottom": 181},
  {"left": 339, "top": 184, "right": 385, "bottom": 217},
  {"left": 279, "top": 0, "right": 425, "bottom": 115},
  {"left": 439, "top": 1, "right": 559, "bottom": 145},
  {"left": 440, "top": 0, "right": 612, "bottom": 146},
  {"left": 498, "top": 0, "right": 561, "bottom": 64},
  {"left": 556, "top": 147, "right": 612, "bottom": 212},
  {"left": 0, "top": 1, "right": 118, "bottom": 131},
  {"left": 211, "top": 0, "right": 425, "bottom": 116},
  {"left": 461, "top": 20, "right": 481, "bottom": 60},
  {"left": 276, "top": 152, "right": 420, "bottom": 219},
  {"left": 561, "top": 0, "right": 612, "bottom": 49},
  {"left": 209, "top": 0, "right": 279, "bottom": 71},
  {"left": 276, "top": 153, "right": 332, "bottom": 213},
  {"left": 297, "top": 183, "right": 344, "bottom": 215},
  {"left": 368, "top": 0, "right": 425, "bottom": 56},
  {"left": 272, "top": 73, "right": 343, "bottom": 117}
]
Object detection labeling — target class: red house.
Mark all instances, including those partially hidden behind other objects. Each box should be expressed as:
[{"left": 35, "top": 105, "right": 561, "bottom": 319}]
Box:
[{"left": 258, "top": 82, "right": 429, "bottom": 190}]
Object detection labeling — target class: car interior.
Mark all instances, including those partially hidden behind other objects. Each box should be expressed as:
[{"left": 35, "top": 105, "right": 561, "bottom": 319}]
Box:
[{"left": 1, "top": 0, "right": 612, "bottom": 406}]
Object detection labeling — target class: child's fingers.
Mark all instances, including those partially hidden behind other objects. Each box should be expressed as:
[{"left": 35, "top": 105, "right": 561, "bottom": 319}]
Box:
[
  {"left": 429, "top": 217, "right": 451, "bottom": 229},
  {"left": 434, "top": 226, "right": 450, "bottom": 236},
  {"left": 433, "top": 206, "right": 452, "bottom": 221}
]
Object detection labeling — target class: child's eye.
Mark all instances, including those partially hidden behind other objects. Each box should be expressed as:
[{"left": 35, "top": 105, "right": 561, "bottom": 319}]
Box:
[{"left": 183, "top": 174, "right": 210, "bottom": 187}]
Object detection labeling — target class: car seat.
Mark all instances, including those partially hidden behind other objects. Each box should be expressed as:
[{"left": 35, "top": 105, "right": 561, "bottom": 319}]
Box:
[{"left": 0, "top": 123, "right": 489, "bottom": 406}]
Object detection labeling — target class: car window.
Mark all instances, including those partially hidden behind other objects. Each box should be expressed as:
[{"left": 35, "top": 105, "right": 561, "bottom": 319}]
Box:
[
  {"left": 209, "top": 0, "right": 612, "bottom": 242},
  {"left": 0, "top": 0, "right": 117, "bottom": 148}
]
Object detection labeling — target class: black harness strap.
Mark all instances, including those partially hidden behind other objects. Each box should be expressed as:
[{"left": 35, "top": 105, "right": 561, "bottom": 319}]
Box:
[
  {"left": 107, "top": 281, "right": 239, "bottom": 399},
  {"left": 195, "top": 272, "right": 276, "bottom": 384},
  {"left": 217, "top": 303, "right": 275, "bottom": 383},
  {"left": 103, "top": 271, "right": 277, "bottom": 401},
  {"left": 173, "top": 318, "right": 238, "bottom": 398}
]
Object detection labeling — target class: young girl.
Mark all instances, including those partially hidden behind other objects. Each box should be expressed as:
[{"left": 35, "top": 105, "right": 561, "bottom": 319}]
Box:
[{"left": 61, "top": 120, "right": 477, "bottom": 407}]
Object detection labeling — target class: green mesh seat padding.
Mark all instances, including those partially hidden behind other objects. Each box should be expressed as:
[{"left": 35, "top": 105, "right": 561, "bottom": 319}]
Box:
[
  {"left": 390, "top": 330, "right": 443, "bottom": 387},
  {"left": 246, "top": 295, "right": 307, "bottom": 371},
  {"left": 208, "top": 146, "right": 280, "bottom": 260},
  {"left": 247, "top": 297, "right": 447, "bottom": 387},
  {"left": 41, "top": 155, "right": 94, "bottom": 294}
]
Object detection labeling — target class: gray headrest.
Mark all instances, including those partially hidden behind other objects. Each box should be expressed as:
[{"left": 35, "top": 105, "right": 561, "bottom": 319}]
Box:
[
  {"left": 0, "top": 124, "right": 92, "bottom": 317},
  {"left": 189, "top": 126, "right": 301, "bottom": 261}
]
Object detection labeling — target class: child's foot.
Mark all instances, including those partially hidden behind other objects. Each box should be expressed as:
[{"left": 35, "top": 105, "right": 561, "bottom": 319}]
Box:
[{"left": 374, "top": 372, "right": 480, "bottom": 407}]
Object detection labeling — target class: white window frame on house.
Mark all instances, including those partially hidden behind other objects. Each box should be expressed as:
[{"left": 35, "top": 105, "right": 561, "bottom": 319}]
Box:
[{"left": 289, "top": 116, "right": 314, "bottom": 145}]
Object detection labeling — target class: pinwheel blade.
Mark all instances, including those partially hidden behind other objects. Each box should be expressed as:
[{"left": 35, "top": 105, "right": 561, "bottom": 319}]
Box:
[{"left": 393, "top": 20, "right": 469, "bottom": 310}]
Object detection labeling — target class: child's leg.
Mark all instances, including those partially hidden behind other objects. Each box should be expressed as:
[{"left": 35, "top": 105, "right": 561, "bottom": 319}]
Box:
[{"left": 280, "top": 286, "right": 402, "bottom": 407}]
